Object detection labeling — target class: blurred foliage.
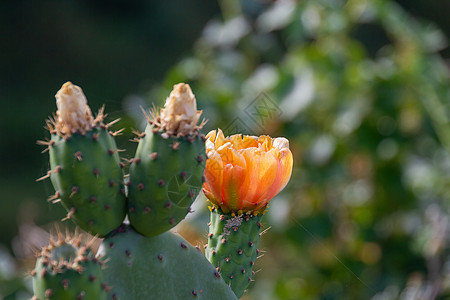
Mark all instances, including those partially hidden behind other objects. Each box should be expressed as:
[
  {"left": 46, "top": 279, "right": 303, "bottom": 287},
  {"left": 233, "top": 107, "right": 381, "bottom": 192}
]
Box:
[{"left": 137, "top": 0, "right": 450, "bottom": 299}]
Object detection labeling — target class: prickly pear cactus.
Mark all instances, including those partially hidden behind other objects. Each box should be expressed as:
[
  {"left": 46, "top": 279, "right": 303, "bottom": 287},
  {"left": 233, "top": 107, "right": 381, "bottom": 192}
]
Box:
[
  {"left": 205, "top": 208, "right": 262, "bottom": 298},
  {"left": 35, "top": 81, "right": 292, "bottom": 299},
  {"left": 97, "top": 224, "right": 238, "bottom": 300},
  {"left": 127, "top": 83, "right": 207, "bottom": 237},
  {"left": 32, "top": 233, "right": 108, "bottom": 300},
  {"left": 39, "top": 82, "right": 127, "bottom": 237}
]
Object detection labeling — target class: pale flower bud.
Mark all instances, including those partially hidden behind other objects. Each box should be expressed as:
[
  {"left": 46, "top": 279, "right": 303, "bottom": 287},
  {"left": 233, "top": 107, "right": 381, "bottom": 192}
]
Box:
[
  {"left": 159, "top": 83, "right": 202, "bottom": 136},
  {"left": 55, "top": 82, "right": 94, "bottom": 134}
]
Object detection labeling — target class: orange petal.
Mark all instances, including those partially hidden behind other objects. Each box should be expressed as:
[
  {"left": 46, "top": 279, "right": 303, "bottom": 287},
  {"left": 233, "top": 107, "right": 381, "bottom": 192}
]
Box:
[
  {"left": 203, "top": 151, "right": 223, "bottom": 205},
  {"left": 221, "top": 164, "right": 246, "bottom": 211},
  {"left": 265, "top": 148, "right": 293, "bottom": 201},
  {"left": 240, "top": 148, "right": 278, "bottom": 208}
]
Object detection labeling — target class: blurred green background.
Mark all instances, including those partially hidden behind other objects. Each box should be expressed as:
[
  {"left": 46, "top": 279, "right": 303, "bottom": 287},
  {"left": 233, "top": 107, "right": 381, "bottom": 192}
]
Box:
[{"left": 1, "top": 0, "right": 450, "bottom": 299}]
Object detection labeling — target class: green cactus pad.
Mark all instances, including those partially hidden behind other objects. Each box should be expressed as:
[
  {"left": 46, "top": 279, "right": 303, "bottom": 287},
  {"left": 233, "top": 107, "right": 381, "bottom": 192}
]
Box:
[
  {"left": 48, "top": 126, "right": 127, "bottom": 237},
  {"left": 127, "top": 125, "right": 206, "bottom": 237},
  {"left": 206, "top": 208, "right": 263, "bottom": 298},
  {"left": 32, "top": 235, "right": 108, "bottom": 300},
  {"left": 97, "top": 224, "right": 237, "bottom": 300}
]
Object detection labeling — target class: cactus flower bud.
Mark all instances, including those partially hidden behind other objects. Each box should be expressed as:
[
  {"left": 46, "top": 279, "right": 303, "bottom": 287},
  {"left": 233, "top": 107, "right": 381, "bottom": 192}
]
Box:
[
  {"left": 53, "top": 82, "right": 95, "bottom": 136},
  {"left": 151, "top": 83, "right": 204, "bottom": 136},
  {"left": 202, "top": 129, "right": 293, "bottom": 214}
]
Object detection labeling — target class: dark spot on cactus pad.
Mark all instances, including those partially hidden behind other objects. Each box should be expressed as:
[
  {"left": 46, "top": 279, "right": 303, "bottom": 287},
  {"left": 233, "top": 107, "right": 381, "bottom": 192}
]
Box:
[
  {"left": 89, "top": 220, "right": 94, "bottom": 226},
  {"left": 219, "top": 215, "right": 225, "bottom": 221},
  {"left": 208, "top": 233, "right": 213, "bottom": 238},
  {"left": 229, "top": 275, "right": 234, "bottom": 279},
  {"left": 92, "top": 133, "right": 99, "bottom": 140},
  {"left": 45, "top": 288, "right": 53, "bottom": 297},
  {"left": 158, "top": 179, "right": 165, "bottom": 186},
  {"left": 62, "top": 278, "right": 70, "bottom": 289},
  {"left": 129, "top": 207, "right": 135, "bottom": 213},
  {"left": 55, "top": 165, "right": 61, "bottom": 173},
  {"left": 112, "top": 294, "right": 118, "bottom": 300},
  {"left": 120, "top": 188, "right": 125, "bottom": 195},
  {"left": 93, "top": 168, "right": 100, "bottom": 176},
  {"left": 71, "top": 185, "right": 79, "bottom": 194},
  {"left": 188, "top": 190, "right": 195, "bottom": 198},
  {"left": 169, "top": 218, "right": 176, "bottom": 225},
  {"left": 250, "top": 261, "right": 254, "bottom": 266},
  {"left": 211, "top": 250, "right": 216, "bottom": 255},
  {"left": 144, "top": 206, "right": 151, "bottom": 213},
  {"left": 125, "top": 250, "right": 131, "bottom": 257},
  {"left": 120, "top": 162, "right": 125, "bottom": 168},
  {"left": 214, "top": 270, "right": 221, "bottom": 278},
  {"left": 180, "top": 171, "right": 187, "bottom": 180},
  {"left": 137, "top": 183, "right": 145, "bottom": 190},
  {"left": 101, "top": 283, "right": 110, "bottom": 292},
  {"left": 256, "top": 249, "right": 260, "bottom": 255},
  {"left": 89, "top": 275, "right": 97, "bottom": 282},
  {"left": 241, "top": 268, "right": 246, "bottom": 274},
  {"left": 187, "top": 207, "right": 193, "bottom": 213},
  {"left": 74, "top": 151, "right": 83, "bottom": 161},
  {"left": 180, "top": 242, "right": 187, "bottom": 249},
  {"left": 77, "top": 292, "right": 85, "bottom": 300},
  {"left": 237, "top": 249, "right": 243, "bottom": 255},
  {"left": 192, "top": 290, "right": 197, "bottom": 296},
  {"left": 158, "top": 254, "right": 163, "bottom": 261},
  {"left": 200, "top": 134, "right": 206, "bottom": 141},
  {"left": 221, "top": 238, "right": 226, "bottom": 244},
  {"left": 126, "top": 181, "right": 132, "bottom": 187},
  {"left": 109, "top": 242, "right": 114, "bottom": 248},
  {"left": 201, "top": 175, "right": 206, "bottom": 183},
  {"left": 134, "top": 157, "right": 141, "bottom": 164},
  {"left": 165, "top": 201, "right": 172, "bottom": 209},
  {"left": 150, "top": 152, "right": 158, "bottom": 160},
  {"left": 248, "top": 241, "right": 254, "bottom": 247},
  {"left": 105, "top": 204, "right": 111, "bottom": 210},
  {"left": 257, "top": 222, "right": 262, "bottom": 228},
  {"left": 196, "top": 155, "right": 204, "bottom": 163},
  {"left": 108, "top": 180, "right": 115, "bottom": 187},
  {"left": 108, "top": 149, "right": 114, "bottom": 155}
]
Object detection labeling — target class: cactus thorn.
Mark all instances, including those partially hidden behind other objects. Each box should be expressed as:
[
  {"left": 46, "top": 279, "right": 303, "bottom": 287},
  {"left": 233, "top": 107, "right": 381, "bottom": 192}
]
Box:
[
  {"left": 208, "top": 233, "right": 213, "bottom": 238},
  {"left": 105, "top": 118, "right": 120, "bottom": 129},
  {"left": 110, "top": 128, "right": 125, "bottom": 136},
  {"left": 47, "top": 191, "right": 61, "bottom": 202},
  {"left": 70, "top": 186, "right": 79, "bottom": 198},
  {"left": 36, "top": 170, "right": 52, "bottom": 182}
]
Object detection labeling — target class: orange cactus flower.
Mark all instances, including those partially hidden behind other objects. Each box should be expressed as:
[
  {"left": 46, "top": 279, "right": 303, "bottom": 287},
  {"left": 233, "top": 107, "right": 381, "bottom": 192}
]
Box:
[{"left": 202, "top": 129, "right": 293, "bottom": 215}]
